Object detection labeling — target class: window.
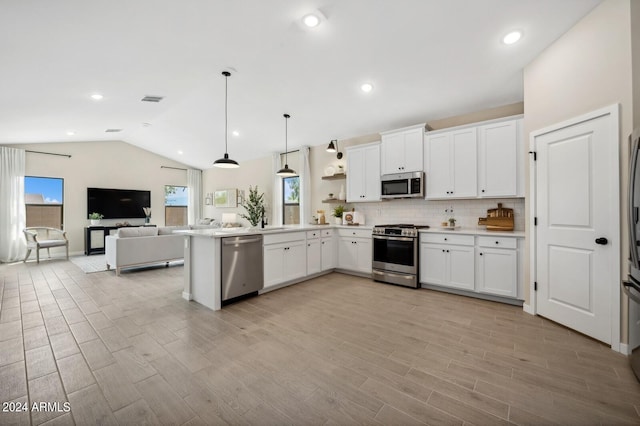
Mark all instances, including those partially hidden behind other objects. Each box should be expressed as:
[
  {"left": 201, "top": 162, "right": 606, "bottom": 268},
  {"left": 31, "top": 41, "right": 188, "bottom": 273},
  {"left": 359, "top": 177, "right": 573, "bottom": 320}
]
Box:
[
  {"left": 283, "top": 176, "right": 300, "bottom": 225},
  {"left": 165, "top": 185, "right": 188, "bottom": 226},
  {"left": 25, "top": 176, "right": 64, "bottom": 229}
]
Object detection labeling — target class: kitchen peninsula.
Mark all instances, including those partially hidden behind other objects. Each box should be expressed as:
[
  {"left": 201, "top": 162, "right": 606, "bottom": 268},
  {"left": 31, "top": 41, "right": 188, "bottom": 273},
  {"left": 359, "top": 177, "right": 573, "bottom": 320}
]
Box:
[{"left": 180, "top": 224, "right": 374, "bottom": 311}]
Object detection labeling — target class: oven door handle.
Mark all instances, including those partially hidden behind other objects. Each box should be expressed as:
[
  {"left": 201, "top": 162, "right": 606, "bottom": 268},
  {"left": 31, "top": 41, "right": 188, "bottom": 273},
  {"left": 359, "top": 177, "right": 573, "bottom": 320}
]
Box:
[
  {"left": 373, "top": 235, "right": 415, "bottom": 242},
  {"left": 372, "top": 270, "right": 415, "bottom": 280}
]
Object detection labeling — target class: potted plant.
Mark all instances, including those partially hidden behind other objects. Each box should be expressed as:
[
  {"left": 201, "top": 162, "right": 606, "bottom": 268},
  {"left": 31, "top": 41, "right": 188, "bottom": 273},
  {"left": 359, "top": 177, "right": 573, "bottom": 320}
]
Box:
[
  {"left": 89, "top": 212, "right": 104, "bottom": 226},
  {"left": 332, "top": 205, "right": 345, "bottom": 225},
  {"left": 240, "top": 186, "right": 266, "bottom": 228}
]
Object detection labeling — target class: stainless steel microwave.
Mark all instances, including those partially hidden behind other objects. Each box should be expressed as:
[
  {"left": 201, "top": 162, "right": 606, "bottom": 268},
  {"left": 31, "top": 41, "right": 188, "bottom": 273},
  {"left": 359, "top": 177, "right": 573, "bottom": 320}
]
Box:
[{"left": 381, "top": 171, "right": 424, "bottom": 199}]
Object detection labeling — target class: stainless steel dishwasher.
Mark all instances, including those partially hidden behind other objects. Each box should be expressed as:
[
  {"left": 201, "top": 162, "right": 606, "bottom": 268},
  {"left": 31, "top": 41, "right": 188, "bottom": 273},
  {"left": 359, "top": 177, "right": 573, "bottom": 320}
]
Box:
[{"left": 221, "top": 234, "right": 264, "bottom": 303}]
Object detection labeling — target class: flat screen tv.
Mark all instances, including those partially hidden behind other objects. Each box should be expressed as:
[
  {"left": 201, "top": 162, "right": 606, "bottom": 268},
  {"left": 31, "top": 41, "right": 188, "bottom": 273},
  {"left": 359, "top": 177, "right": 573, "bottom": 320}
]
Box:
[{"left": 87, "top": 188, "right": 150, "bottom": 219}]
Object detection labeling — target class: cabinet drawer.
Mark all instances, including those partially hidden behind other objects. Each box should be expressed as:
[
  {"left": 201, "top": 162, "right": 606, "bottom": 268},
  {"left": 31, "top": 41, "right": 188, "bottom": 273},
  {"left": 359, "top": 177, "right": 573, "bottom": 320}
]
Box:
[
  {"left": 306, "top": 230, "right": 321, "bottom": 240},
  {"left": 337, "top": 228, "right": 372, "bottom": 238},
  {"left": 477, "top": 236, "right": 517, "bottom": 249},
  {"left": 263, "top": 232, "right": 305, "bottom": 245},
  {"left": 321, "top": 229, "right": 334, "bottom": 238},
  {"left": 420, "top": 233, "right": 474, "bottom": 246}
]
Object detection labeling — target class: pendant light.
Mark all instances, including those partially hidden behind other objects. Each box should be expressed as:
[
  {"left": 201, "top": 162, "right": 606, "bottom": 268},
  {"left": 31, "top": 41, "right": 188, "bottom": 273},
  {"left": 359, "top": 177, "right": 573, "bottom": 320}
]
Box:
[
  {"left": 326, "top": 139, "right": 343, "bottom": 159},
  {"left": 276, "top": 114, "right": 297, "bottom": 177},
  {"left": 213, "top": 71, "right": 239, "bottom": 168}
]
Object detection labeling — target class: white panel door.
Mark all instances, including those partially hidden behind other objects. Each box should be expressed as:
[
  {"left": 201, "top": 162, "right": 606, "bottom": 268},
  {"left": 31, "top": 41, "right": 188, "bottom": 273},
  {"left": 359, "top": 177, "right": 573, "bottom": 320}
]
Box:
[
  {"left": 425, "top": 133, "right": 451, "bottom": 199},
  {"left": 451, "top": 128, "right": 477, "bottom": 198},
  {"left": 536, "top": 112, "right": 616, "bottom": 344}
]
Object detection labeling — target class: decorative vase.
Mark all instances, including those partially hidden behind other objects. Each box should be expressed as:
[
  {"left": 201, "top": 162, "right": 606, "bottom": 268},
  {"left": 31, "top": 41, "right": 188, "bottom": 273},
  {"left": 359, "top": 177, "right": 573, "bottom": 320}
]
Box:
[
  {"left": 90, "top": 219, "right": 100, "bottom": 226},
  {"left": 335, "top": 217, "right": 342, "bottom": 225},
  {"left": 338, "top": 185, "right": 345, "bottom": 201}
]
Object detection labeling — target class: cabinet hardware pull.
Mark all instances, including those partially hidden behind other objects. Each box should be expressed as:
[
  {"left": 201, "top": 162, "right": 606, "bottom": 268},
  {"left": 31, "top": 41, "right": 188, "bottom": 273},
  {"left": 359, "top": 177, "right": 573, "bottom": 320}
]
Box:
[{"left": 480, "top": 253, "right": 483, "bottom": 256}]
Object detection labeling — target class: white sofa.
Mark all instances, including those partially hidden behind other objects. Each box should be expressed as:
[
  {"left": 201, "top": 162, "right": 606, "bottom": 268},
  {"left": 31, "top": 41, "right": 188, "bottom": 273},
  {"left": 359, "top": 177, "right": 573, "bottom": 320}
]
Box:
[{"left": 105, "top": 226, "right": 185, "bottom": 276}]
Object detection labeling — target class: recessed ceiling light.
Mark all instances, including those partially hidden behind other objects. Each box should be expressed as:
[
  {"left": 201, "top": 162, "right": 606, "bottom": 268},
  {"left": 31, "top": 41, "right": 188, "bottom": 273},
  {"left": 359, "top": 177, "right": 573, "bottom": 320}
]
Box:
[
  {"left": 66, "top": 131, "right": 75, "bottom": 136},
  {"left": 503, "top": 31, "right": 522, "bottom": 45},
  {"left": 232, "top": 130, "right": 240, "bottom": 137},
  {"left": 142, "top": 122, "right": 152, "bottom": 127},
  {"left": 303, "top": 14, "right": 320, "bottom": 28},
  {"left": 360, "top": 83, "right": 374, "bottom": 93},
  {"left": 90, "top": 93, "right": 104, "bottom": 100},
  {"left": 177, "top": 150, "right": 183, "bottom": 155}
]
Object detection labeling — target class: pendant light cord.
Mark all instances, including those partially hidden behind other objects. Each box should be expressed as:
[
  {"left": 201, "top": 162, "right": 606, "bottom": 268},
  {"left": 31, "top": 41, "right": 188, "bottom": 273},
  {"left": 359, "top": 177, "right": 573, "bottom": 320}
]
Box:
[
  {"left": 284, "top": 114, "right": 288, "bottom": 165},
  {"left": 224, "top": 73, "right": 228, "bottom": 153}
]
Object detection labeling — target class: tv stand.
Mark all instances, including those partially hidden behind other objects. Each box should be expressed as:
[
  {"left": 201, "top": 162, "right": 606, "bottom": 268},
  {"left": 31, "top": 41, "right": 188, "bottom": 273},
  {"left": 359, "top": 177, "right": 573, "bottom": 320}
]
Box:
[{"left": 84, "top": 224, "right": 156, "bottom": 255}]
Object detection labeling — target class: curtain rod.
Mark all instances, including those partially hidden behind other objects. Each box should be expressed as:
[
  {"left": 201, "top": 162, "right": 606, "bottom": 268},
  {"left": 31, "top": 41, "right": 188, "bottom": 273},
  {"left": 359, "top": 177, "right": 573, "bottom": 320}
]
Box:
[
  {"left": 26, "top": 150, "right": 71, "bottom": 158},
  {"left": 161, "top": 166, "right": 187, "bottom": 171},
  {"left": 280, "top": 149, "right": 299, "bottom": 155}
]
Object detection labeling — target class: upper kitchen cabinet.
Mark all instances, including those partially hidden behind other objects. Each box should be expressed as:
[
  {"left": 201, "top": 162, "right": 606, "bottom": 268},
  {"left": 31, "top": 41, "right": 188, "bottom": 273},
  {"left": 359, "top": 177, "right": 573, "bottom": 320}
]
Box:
[
  {"left": 478, "top": 118, "right": 524, "bottom": 198},
  {"left": 380, "top": 124, "right": 425, "bottom": 174},
  {"left": 425, "top": 127, "right": 477, "bottom": 199},
  {"left": 346, "top": 142, "right": 381, "bottom": 202}
]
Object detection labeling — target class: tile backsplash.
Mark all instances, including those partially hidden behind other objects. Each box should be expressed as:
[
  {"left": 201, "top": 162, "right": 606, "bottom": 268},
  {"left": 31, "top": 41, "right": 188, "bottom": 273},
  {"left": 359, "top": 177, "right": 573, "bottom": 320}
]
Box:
[{"left": 351, "top": 198, "right": 525, "bottom": 230}]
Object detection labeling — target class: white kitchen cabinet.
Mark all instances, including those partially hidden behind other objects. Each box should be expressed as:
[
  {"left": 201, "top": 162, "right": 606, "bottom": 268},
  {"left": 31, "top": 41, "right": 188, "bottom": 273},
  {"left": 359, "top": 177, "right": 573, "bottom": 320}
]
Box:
[
  {"left": 320, "top": 229, "right": 337, "bottom": 271},
  {"left": 306, "top": 238, "right": 321, "bottom": 275},
  {"left": 476, "top": 236, "right": 518, "bottom": 298},
  {"left": 419, "top": 241, "right": 474, "bottom": 291},
  {"left": 337, "top": 228, "right": 372, "bottom": 274},
  {"left": 263, "top": 234, "right": 306, "bottom": 289},
  {"left": 380, "top": 124, "right": 425, "bottom": 174},
  {"left": 478, "top": 119, "right": 523, "bottom": 197},
  {"left": 425, "top": 128, "right": 477, "bottom": 199},
  {"left": 347, "top": 142, "right": 381, "bottom": 202}
]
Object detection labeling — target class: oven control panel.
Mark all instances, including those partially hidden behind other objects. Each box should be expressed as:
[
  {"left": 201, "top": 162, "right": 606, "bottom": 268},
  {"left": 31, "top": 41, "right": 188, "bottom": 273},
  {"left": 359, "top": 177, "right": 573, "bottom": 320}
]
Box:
[{"left": 373, "top": 227, "right": 419, "bottom": 237}]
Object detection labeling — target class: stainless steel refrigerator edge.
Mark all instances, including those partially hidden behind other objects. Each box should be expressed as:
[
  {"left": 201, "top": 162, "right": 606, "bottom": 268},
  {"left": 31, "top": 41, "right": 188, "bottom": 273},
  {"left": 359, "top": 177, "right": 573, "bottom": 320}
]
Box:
[
  {"left": 221, "top": 235, "right": 264, "bottom": 302},
  {"left": 624, "top": 127, "right": 640, "bottom": 381}
]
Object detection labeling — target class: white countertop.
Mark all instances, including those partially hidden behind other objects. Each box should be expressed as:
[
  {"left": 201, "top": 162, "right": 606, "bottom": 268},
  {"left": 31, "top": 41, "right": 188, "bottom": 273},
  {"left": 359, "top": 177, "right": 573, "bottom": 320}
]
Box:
[
  {"left": 419, "top": 227, "right": 524, "bottom": 238},
  {"left": 177, "top": 224, "right": 374, "bottom": 238}
]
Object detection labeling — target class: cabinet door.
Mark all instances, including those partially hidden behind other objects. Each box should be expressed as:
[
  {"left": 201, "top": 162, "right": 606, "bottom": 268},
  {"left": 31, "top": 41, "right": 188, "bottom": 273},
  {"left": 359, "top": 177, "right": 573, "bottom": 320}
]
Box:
[
  {"left": 363, "top": 145, "right": 381, "bottom": 201},
  {"left": 263, "top": 245, "right": 285, "bottom": 288},
  {"left": 381, "top": 133, "right": 405, "bottom": 174},
  {"left": 446, "top": 245, "right": 475, "bottom": 290},
  {"left": 419, "top": 243, "right": 447, "bottom": 285},
  {"left": 425, "top": 133, "right": 451, "bottom": 199},
  {"left": 285, "top": 241, "right": 307, "bottom": 282},
  {"left": 355, "top": 238, "right": 372, "bottom": 273},
  {"left": 478, "top": 120, "right": 517, "bottom": 197},
  {"left": 307, "top": 239, "right": 321, "bottom": 275},
  {"left": 477, "top": 248, "right": 517, "bottom": 297},
  {"left": 451, "top": 128, "right": 477, "bottom": 198},
  {"left": 338, "top": 237, "right": 357, "bottom": 270},
  {"left": 321, "top": 237, "right": 337, "bottom": 271},
  {"left": 403, "top": 128, "right": 424, "bottom": 173},
  {"left": 347, "top": 148, "right": 365, "bottom": 202}
]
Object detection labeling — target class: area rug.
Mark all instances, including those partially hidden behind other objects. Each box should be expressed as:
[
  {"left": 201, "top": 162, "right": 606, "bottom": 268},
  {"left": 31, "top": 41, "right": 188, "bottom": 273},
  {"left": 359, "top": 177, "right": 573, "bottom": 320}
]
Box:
[{"left": 70, "top": 254, "right": 109, "bottom": 273}]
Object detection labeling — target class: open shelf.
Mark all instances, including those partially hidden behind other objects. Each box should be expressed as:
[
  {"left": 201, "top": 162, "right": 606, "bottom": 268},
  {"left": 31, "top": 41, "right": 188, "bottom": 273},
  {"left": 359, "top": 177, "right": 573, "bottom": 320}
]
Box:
[
  {"left": 321, "top": 173, "right": 346, "bottom": 181},
  {"left": 322, "top": 199, "right": 346, "bottom": 203}
]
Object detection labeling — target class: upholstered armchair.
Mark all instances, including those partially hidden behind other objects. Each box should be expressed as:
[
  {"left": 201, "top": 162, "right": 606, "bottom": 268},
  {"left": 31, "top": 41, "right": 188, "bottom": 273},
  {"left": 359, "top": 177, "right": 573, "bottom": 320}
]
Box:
[{"left": 23, "top": 227, "right": 69, "bottom": 263}]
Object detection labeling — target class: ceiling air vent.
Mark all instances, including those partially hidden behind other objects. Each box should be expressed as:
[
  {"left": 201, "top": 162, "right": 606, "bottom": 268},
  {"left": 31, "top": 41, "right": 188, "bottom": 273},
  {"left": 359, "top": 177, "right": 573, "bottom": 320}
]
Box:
[
  {"left": 141, "top": 95, "right": 164, "bottom": 103},
  {"left": 105, "top": 128, "right": 123, "bottom": 133}
]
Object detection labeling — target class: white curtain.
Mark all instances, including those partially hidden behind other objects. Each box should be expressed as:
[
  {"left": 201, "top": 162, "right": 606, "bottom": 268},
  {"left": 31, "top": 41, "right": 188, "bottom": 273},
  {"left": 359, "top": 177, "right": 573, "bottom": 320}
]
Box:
[
  {"left": 299, "top": 146, "right": 311, "bottom": 225},
  {"left": 187, "top": 168, "right": 202, "bottom": 225},
  {"left": 272, "top": 153, "right": 283, "bottom": 226},
  {"left": 0, "top": 147, "right": 26, "bottom": 262}
]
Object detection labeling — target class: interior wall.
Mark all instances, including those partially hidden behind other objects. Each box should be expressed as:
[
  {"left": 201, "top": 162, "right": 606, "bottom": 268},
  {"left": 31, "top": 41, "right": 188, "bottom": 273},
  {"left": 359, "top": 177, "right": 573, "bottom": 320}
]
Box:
[
  {"left": 523, "top": 0, "right": 633, "bottom": 340},
  {"left": 3, "top": 140, "right": 190, "bottom": 255}
]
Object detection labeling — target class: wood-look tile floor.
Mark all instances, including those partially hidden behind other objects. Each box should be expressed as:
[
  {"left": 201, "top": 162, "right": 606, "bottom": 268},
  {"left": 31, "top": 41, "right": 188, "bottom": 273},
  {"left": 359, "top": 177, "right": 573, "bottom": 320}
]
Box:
[{"left": 1, "top": 260, "right": 639, "bottom": 426}]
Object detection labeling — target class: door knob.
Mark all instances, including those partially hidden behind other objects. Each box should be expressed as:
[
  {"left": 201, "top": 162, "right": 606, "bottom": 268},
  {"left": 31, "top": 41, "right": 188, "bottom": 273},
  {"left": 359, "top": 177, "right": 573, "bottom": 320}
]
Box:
[{"left": 595, "top": 237, "right": 608, "bottom": 245}]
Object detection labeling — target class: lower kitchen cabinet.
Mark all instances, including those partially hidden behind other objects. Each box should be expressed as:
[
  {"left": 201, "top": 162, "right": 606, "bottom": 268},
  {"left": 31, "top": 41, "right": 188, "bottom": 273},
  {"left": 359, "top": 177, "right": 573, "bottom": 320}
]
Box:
[
  {"left": 337, "top": 229, "right": 372, "bottom": 274},
  {"left": 420, "top": 232, "right": 522, "bottom": 301},
  {"left": 476, "top": 237, "right": 518, "bottom": 298},
  {"left": 306, "top": 239, "right": 321, "bottom": 275},
  {"left": 320, "top": 230, "right": 337, "bottom": 271},
  {"left": 419, "top": 242, "right": 474, "bottom": 291},
  {"left": 263, "top": 234, "right": 306, "bottom": 289}
]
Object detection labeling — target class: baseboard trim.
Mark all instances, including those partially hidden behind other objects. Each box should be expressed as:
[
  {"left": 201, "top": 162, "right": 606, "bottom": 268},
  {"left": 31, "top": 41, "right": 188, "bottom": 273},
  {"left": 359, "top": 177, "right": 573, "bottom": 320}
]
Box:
[
  {"left": 619, "top": 343, "right": 630, "bottom": 355},
  {"left": 523, "top": 303, "right": 534, "bottom": 315},
  {"left": 182, "top": 291, "right": 192, "bottom": 301}
]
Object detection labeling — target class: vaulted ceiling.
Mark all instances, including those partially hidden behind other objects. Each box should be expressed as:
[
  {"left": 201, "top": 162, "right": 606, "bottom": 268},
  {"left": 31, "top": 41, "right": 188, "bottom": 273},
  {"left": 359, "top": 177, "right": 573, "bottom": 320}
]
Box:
[{"left": 0, "top": 0, "right": 601, "bottom": 169}]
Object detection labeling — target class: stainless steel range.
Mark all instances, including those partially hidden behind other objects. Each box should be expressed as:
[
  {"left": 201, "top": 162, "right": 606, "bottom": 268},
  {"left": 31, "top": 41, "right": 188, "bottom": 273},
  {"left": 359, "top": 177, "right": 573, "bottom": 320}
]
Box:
[{"left": 372, "top": 224, "right": 429, "bottom": 288}]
